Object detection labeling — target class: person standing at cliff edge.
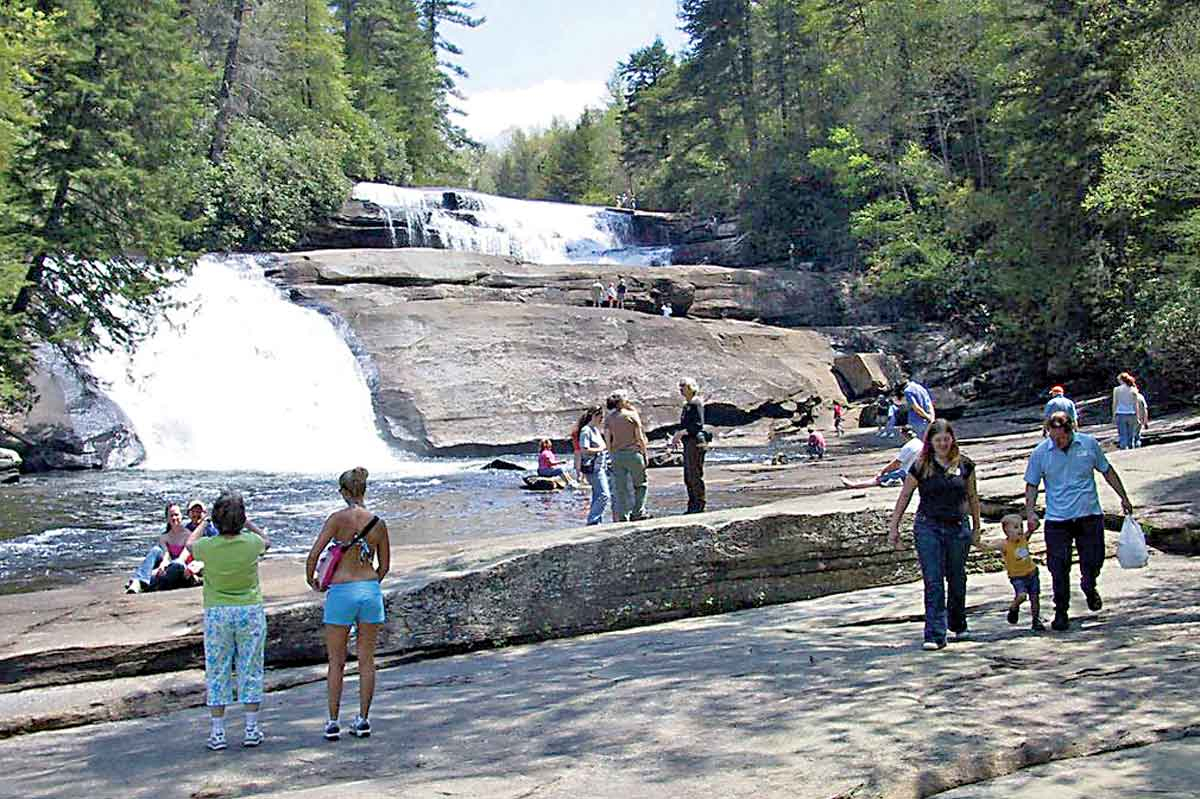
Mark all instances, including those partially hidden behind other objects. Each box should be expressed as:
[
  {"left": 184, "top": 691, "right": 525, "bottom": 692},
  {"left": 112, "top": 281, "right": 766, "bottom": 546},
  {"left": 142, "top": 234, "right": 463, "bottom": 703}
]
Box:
[
  {"left": 1024, "top": 411, "right": 1134, "bottom": 631},
  {"left": 669, "top": 378, "right": 708, "bottom": 514},
  {"left": 605, "top": 392, "right": 651, "bottom": 522}
]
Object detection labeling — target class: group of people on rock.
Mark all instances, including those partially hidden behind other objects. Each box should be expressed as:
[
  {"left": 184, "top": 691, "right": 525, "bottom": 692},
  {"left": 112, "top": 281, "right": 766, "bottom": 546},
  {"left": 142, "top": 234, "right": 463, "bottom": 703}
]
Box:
[
  {"left": 553, "top": 379, "right": 711, "bottom": 524},
  {"left": 590, "top": 276, "right": 628, "bottom": 309},
  {"left": 125, "top": 469, "right": 391, "bottom": 751}
]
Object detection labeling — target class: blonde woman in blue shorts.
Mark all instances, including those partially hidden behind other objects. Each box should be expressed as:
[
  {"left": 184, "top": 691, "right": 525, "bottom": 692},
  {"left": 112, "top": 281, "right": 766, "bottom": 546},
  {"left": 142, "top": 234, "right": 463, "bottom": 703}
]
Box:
[{"left": 305, "top": 467, "right": 391, "bottom": 741}]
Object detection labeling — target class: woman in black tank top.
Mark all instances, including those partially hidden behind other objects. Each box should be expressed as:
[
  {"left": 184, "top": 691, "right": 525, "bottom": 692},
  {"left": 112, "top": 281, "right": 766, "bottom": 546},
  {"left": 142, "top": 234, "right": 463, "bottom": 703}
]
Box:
[{"left": 888, "top": 420, "right": 982, "bottom": 650}]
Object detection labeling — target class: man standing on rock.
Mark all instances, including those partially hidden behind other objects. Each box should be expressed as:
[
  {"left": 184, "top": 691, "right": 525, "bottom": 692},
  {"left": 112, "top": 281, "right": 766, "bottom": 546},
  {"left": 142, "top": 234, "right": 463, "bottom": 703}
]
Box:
[
  {"left": 1024, "top": 411, "right": 1135, "bottom": 631},
  {"left": 893, "top": 379, "right": 935, "bottom": 442},
  {"left": 1042, "top": 385, "right": 1077, "bottom": 431},
  {"left": 605, "top": 392, "right": 650, "bottom": 522},
  {"left": 591, "top": 279, "right": 605, "bottom": 308}
]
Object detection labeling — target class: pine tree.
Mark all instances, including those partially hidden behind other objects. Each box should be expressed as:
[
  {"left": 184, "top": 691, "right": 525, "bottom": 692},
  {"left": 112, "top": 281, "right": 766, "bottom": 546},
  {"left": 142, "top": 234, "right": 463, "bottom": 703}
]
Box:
[
  {"left": 4, "top": 0, "right": 207, "bottom": 404},
  {"left": 420, "top": 0, "right": 483, "bottom": 149}
]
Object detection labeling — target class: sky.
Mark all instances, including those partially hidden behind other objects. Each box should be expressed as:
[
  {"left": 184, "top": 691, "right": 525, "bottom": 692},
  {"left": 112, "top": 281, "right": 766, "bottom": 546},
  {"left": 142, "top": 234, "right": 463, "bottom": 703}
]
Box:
[{"left": 453, "top": 1, "right": 689, "bottom": 143}]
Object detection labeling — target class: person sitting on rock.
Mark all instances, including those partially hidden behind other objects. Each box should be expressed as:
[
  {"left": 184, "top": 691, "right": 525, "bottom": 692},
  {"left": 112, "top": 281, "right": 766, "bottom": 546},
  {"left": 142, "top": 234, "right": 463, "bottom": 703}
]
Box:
[
  {"left": 125, "top": 503, "right": 201, "bottom": 594},
  {"left": 806, "top": 428, "right": 827, "bottom": 459},
  {"left": 841, "top": 428, "right": 921, "bottom": 489},
  {"left": 537, "top": 439, "right": 578, "bottom": 487},
  {"left": 185, "top": 498, "right": 220, "bottom": 541}
]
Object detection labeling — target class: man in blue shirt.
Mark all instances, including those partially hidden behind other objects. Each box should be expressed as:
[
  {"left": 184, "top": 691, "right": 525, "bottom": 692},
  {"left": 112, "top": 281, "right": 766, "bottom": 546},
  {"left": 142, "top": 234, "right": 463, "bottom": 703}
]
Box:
[
  {"left": 892, "top": 380, "right": 935, "bottom": 442},
  {"left": 1042, "top": 385, "right": 1078, "bottom": 432},
  {"left": 1024, "top": 411, "right": 1134, "bottom": 631}
]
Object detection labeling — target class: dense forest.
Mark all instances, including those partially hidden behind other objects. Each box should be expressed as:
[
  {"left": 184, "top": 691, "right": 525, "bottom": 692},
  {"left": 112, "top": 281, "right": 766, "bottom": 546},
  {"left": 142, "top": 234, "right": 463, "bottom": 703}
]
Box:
[
  {"left": 1, "top": 0, "right": 1198, "bottom": 411},
  {"left": 479, "top": 0, "right": 1199, "bottom": 398}
]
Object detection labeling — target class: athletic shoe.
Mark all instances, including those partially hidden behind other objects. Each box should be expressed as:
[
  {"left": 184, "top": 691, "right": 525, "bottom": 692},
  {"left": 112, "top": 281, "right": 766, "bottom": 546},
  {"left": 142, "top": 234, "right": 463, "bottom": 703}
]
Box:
[
  {"left": 1031, "top": 616, "right": 1046, "bottom": 632},
  {"left": 124, "top": 579, "right": 143, "bottom": 594},
  {"left": 1007, "top": 606, "right": 1019, "bottom": 625},
  {"left": 324, "top": 720, "right": 341, "bottom": 741},
  {"left": 349, "top": 715, "right": 371, "bottom": 738},
  {"left": 1052, "top": 611, "right": 1070, "bottom": 631},
  {"left": 243, "top": 726, "right": 263, "bottom": 747},
  {"left": 951, "top": 629, "right": 970, "bottom": 642},
  {"left": 206, "top": 730, "right": 227, "bottom": 751},
  {"left": 1086, "top": 590, "right": 1103, "bottom": 612},
  {"left": 922, "top": 641, "right": 946, "bottom": 651}
]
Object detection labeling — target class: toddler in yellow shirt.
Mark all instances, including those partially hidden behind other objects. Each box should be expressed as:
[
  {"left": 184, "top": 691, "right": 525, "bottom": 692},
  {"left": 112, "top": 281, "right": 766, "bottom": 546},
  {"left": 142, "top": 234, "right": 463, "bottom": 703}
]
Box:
[{"left": 980, "top": 514, "right": 1045, "bottom": 632}]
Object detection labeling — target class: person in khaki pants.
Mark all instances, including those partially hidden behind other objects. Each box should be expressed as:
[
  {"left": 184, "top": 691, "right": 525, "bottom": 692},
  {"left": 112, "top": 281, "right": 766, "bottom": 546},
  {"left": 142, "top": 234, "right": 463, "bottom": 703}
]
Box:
[{"left": 604, "top": 392, "right": 650, "bottom": 521}]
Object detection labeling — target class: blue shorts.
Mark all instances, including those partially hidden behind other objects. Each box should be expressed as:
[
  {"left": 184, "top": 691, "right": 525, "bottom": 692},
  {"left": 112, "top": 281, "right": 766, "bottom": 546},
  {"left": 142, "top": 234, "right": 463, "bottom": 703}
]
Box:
[
  {"left": 1010, "top": 569, "right": 1040, "bottom": 598},
  {"left": 324, "top": 579, "right": 385, "bottom": 626}
]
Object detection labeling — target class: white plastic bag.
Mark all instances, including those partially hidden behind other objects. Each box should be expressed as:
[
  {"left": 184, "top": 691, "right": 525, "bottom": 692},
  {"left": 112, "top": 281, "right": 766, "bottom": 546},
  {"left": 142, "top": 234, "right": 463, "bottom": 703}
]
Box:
[{"left": 1117, "top": 515, "right": 1149, "bottom": 569}]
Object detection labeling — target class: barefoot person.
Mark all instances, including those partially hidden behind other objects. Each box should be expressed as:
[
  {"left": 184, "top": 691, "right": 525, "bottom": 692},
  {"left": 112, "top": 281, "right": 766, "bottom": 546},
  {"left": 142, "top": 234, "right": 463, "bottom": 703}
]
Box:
[
  {"left": 306, "top": 467, "right": 390, "bottom": 741},
  {"left": 125, "top": 503, "right": 199, "bottom": 594},
  {"left": 191, "top": 490, "right": 270, "bottom": 750},
  {"left": 669, "top": 378, "right": 708, "bottom": 514},
  {"left": 888, "top": 420, "right": 981, "bottom": 650},
  {"left": 1024, "top": 411, "right": 1134, "bottom": 631},
  {"left": 537, "top": 439, "right": 579, "bottom": 488}
]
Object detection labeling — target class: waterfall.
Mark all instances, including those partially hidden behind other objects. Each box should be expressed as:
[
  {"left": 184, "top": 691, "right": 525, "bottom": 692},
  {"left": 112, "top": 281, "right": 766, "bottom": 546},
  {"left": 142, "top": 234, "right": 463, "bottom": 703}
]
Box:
[
  {"left": 87, "top": 255, "right": 425, "bottom": 474},
  {"left": 353, "top": 183, "right": 674, "bottom": 266}
]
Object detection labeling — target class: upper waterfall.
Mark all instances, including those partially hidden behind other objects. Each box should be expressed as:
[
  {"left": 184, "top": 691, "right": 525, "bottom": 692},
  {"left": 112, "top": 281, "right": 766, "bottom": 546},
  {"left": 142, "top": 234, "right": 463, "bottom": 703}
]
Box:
[
  {"left": 351, "top": 183, "right": 675, "bottom": 266},
  {"left": 86, "top": 255, "right": 427, "bottom": 474}
]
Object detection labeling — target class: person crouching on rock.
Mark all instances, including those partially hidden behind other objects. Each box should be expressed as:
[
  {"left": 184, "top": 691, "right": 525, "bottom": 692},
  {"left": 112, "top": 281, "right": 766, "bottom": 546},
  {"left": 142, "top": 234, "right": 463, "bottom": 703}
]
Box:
[
  {"left": 191, "top": 489, "right": 270, "bottom": 750},
  {"left": 306, "top": 467, "right": 390, "bottom": 741},
  {"left": 887, "top": 419, "right": 981, "bottom": 651},
  {"left": 669, "top": 378, "right": 708, "bottom": 514},
  {"left": 125, "top": 503, "right": 200, "bottom": 594},
  {"left": 537, "top": 439, "right": 578, "bottom": 487},
  {"left": 579, "top": 407, "right": 611, "bottom": 524},
  {"left": 806, "top": 428, "right": 826, "bottom": 459}
]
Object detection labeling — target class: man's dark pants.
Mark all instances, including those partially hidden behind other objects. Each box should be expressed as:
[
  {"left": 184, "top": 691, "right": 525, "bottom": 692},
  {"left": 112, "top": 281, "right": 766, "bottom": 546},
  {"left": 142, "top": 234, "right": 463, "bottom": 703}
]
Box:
[{"left": 1043, "top": 515, "right": 1105, "bottom": 613}]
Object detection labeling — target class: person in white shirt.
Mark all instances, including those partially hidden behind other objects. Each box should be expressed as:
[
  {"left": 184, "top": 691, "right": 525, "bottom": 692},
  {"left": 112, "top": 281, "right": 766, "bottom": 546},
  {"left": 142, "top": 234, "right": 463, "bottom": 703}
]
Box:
[
  {"left": 841, "top": 428, "right": 922, "bottom": 488},
  {"left": 1112, "top": 372, "right": 1140, "bottom": 449}
]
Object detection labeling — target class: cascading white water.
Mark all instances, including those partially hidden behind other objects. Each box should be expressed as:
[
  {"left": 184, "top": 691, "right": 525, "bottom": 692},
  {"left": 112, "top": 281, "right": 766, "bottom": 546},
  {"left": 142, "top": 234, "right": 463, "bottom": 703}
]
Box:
[
  {"left": 353, "top": 183, "right": 674, "bottom": 266},
  {"left": 87, "top": 255, "right": 423, "bottom": 474}
]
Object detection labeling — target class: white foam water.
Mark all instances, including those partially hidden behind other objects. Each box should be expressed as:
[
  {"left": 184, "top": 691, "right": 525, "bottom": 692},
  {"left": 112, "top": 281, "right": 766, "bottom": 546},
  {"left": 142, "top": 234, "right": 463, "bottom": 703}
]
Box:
[
  {"left": 87, "top": 255, "right": 435, "bottom": 474},
  {"left": 353, "top": 183, "right": 674, "bottom": 266}
]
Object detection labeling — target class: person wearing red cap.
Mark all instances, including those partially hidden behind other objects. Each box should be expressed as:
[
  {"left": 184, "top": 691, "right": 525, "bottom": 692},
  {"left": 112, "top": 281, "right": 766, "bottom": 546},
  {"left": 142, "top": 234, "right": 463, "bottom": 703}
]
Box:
[{"left": 1042, "top": 386, "right": 1077, "bottom": 433}]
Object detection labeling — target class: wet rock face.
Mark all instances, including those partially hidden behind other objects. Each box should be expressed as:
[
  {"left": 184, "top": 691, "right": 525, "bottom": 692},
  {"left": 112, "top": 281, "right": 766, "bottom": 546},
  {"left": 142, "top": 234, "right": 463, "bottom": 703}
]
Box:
[{"left": 9, "top": 348, "right": 145, "bottom": 472}]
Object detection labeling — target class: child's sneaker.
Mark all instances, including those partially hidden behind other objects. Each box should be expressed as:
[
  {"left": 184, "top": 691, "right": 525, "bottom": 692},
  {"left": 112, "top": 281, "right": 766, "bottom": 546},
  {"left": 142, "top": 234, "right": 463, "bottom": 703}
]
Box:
[
  {"left": 243, "top": 725, "right": 264, "bottom": 747},
  {"left": 1031, "top": 616, "right": 1046, "bottom": 632},
  {"left": 349, "top": 715, "right": 371, "bottom": 738},
  {"left": 1007, "top": 606, "right": 1019, "bottom": 625},
  {"left": 206, "top": 729, "right": 227, "bottom": 751},
  {"left": 324, "top": 720, "right": 341, "bottom": 741}
]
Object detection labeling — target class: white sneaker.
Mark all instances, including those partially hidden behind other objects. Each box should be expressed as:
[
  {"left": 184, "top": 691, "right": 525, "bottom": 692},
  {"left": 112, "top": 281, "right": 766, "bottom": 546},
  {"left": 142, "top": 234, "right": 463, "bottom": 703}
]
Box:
[
  {"left": 243, "top": 725, "right": 264, "bottom": 747},
  {"left": 324, "top": 720, "right": 341, "bottom": 741},
  {"left": 206, "top": 729, "right": 227, "bottom": 751},
  {"left": 349, "top": 715, "right": 371, "bottom": 738}
]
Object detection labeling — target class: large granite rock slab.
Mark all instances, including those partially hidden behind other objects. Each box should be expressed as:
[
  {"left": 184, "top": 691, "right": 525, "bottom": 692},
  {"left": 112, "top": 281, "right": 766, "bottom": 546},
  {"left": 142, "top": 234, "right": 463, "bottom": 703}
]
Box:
[
  {"left": 268, "top": 248, "right": 843, "bottom": 326},
  {"left": 833, "top": 352, "right": 903, "bottom": 399},
  {"left": 269, "top": 250, "right": 846, "bottom": 454}
]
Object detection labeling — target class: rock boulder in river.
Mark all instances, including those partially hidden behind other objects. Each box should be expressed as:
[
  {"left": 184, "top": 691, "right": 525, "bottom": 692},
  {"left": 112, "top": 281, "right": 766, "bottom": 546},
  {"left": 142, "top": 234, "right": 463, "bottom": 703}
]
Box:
[
  {"left": 3, "top": 348, "right": 145, "bottom": 472},
  {"left": 268, "top": 249, "right": 846, "bottom": 454}
]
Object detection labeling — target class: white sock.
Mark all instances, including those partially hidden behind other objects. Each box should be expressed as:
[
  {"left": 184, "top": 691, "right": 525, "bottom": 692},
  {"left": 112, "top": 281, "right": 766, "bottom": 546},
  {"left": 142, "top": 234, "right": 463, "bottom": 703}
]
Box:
[
  {"left": 211, "top": 717, "right": 224, "bottom": 735},
  {"left": 245, "top": 711, "right": 258, "bottom": 730}
]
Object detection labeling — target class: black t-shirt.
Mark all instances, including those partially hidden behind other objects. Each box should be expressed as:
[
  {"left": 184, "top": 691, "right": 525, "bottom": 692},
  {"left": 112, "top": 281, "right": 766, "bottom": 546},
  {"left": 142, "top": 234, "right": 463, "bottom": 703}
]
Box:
[
  {"left": 915, "top": 455, "right": 975, "bottom": 522},
  {"left": 680, "top": 398, "right": 705, "bottom": 438}
]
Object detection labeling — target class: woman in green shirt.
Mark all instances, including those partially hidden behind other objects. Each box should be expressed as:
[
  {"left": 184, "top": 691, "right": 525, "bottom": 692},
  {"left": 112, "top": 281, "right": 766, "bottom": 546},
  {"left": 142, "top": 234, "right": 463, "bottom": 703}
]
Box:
[{"left": 191, "top": 490, "right": 270, "bottom": 751}]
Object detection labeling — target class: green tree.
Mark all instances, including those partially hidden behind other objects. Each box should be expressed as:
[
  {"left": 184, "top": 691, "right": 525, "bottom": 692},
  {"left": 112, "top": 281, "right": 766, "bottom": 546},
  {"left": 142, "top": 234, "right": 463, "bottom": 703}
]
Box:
[
  {"left": 419, "top": 0, "right": 484, "bottom": 151},
  {"left": 4, "top": 0, "right": 207, "bottom": 408}
]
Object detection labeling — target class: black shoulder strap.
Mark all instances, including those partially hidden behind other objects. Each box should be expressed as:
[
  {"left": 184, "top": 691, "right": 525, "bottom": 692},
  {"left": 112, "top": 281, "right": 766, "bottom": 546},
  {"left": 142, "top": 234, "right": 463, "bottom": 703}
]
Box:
[{"left": 340, "top": 515, "right": 379, "bottom": 550}]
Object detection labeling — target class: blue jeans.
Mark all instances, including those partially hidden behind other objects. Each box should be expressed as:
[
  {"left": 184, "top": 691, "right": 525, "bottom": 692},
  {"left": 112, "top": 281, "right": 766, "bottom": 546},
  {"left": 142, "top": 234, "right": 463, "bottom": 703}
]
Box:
[
  {"left": 913, "top": 513, "right": 973, "bottom": 644},
  {"left": 132, "top": 545, "right": 165, "bottom": 585},
  {"left": 586, "top": 458, "right": 611, "bottom": 525},
  {"left": 1115, "top": 413, "right": 1138, "bottom": 449},
  {"left": 538, "top": 466, "right": 567, "bottom": 479},
  {"left": 910, "top": 416, "right": 930, "bottom": 443}
]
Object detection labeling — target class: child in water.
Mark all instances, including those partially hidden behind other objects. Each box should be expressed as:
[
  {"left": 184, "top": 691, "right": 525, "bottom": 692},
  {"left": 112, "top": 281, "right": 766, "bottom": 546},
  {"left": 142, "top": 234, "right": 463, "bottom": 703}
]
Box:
[{"left": 978, "top": 513, "right": 1046, "bottom": 632}]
